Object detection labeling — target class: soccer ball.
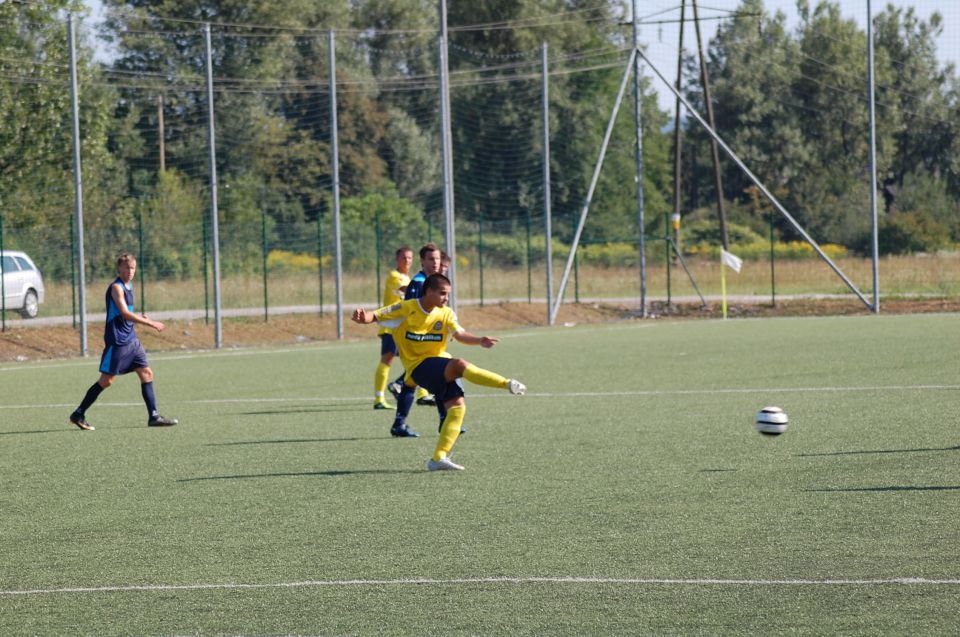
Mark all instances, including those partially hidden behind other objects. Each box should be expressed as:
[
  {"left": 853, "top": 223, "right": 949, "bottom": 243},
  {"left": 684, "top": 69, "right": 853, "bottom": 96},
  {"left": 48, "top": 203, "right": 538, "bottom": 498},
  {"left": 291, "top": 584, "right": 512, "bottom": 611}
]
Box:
[{"left": 755, "top": 406, "right": 788, "bottom": 436}]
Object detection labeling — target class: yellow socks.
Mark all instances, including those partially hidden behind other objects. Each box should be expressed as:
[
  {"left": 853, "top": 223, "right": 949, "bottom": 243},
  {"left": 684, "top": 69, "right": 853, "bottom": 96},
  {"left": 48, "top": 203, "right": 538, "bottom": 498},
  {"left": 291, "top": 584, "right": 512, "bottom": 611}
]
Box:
[
  {"left": 415, "top": 386, "right": 430, "bottom": 400},
  {"left": 432, "top": 404, "right": 466, "bottom": 461},
  {"left": 374, "top": 362, "right": 391, "bottom": 400},
  {"left": 462, "top": 363, "right": 508, "bottom": 389}
]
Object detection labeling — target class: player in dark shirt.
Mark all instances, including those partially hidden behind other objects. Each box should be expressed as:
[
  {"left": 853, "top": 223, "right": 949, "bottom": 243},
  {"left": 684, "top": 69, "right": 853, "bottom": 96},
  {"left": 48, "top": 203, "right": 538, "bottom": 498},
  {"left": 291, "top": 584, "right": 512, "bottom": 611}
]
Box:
[{"left": 68, "top": 254, "right": 178, "bottom": 430}]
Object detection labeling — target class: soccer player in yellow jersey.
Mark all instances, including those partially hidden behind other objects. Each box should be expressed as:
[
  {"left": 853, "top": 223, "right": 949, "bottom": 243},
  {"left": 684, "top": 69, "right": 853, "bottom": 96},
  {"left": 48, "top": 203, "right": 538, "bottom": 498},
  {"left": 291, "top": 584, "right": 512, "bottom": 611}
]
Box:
[
  {"left": 352, "top": 273, "right": 526, "bottom": 471},
  {"left": 372, "top": 246, "right": 413, "bottom": 409}
]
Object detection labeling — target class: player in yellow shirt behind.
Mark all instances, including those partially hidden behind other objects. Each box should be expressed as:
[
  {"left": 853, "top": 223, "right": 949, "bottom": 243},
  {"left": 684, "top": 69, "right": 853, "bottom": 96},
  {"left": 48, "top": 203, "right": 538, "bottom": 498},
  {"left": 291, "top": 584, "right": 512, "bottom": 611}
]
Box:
[
  {"left": 372, "top": 246, "right": 414, "bottom": 409},
  {"left": 352, "top": 273, "right": 526, "bottom": 470}
]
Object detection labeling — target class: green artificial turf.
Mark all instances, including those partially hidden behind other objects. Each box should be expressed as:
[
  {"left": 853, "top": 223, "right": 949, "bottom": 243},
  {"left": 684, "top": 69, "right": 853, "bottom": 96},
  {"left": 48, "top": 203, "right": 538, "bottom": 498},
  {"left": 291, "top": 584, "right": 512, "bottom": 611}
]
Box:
[{"left": 1, "top": 313, "right": 958, "bottom": 635}]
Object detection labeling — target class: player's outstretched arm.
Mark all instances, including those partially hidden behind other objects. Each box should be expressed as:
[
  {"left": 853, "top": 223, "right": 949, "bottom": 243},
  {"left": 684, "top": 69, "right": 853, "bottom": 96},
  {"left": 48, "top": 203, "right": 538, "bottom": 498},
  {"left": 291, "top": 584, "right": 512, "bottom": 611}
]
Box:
[
  {"left": 351, "top": 308, "right": 377, "bottom": 325},
  {"left": 453, "top": 330, "right": 498, "bottom": 348}
]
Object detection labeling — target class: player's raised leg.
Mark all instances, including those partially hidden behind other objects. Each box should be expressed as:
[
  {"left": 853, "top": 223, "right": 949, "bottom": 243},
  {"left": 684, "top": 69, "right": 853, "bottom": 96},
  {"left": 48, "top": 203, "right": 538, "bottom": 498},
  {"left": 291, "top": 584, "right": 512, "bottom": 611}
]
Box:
[{"left": 449, "top": 359, "right": 526, "bottom": 395}]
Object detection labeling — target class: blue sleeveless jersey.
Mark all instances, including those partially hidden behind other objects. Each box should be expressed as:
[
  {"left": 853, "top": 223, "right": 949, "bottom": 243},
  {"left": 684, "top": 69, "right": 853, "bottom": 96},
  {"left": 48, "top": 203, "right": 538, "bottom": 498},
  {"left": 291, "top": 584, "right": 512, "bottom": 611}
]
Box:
[
  {"left": 104, "top": 277, "right": 136, "bottom": 345},
  {"left": 404, "top": 271, "right": 427, "bottom": 300}
]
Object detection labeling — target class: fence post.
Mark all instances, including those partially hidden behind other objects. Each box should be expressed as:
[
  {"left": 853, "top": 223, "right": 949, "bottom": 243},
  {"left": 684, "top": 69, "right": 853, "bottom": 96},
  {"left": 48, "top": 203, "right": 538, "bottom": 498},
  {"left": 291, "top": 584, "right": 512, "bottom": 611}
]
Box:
[
  {"left": 138, "top": 206, "right": 145, "bottom": 312},
  {"left": 262, "top": 209, "right": 269, "bottom": 322},
  {"left": 478, "top": 214, "right": 484, "bottom": 308},
  {"left": 526, "top": 210, "right": 532, "bottom": 303},
  {"left": 375, "top": 209, "right": 382, "bottom": 303},
  {"left": 202, "top": 214, "right": 209, "bottom": 325},
  {"left": 574, "top": 245, "right": 580, "bottom": 303},
  {"left": 770, "top": 208, "right": 776, "bottom": 306},
  {"left": 317, "top": 213, "right": 324, "bottom": 315},
  {"left": 1, "top": 212, "right": 6, "bottom": 331},
  {"left": 572, "top": 210, "right": 580, "bottom": 303},
  {"left": 665, "top": 212, "right": 672, "bottom": 305},
  {"left": 70, "top": 215, "right": 76, "bottom": 328}
]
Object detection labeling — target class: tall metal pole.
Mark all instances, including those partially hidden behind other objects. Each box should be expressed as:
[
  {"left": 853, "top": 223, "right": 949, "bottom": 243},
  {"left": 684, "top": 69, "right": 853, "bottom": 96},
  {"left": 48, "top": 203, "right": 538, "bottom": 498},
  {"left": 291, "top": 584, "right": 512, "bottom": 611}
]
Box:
[
  {"left": 671, "top": 0, "right": 687, "bottom": 306},
  {"left": 157, "top": 94, "right": 166, "bottom": 173},
  {"left": 329, "top": 30, "right": 344, "bottom": 339},
  {"left": 1, "top": 213, "right": 6, "bottom": 331},
  {"left": 692, "top": 0, "right": 729, "bottom": 250},
  {"left": 68, "top": 14, "right": 88, "bottom": 356},
  {"left": 438, "top": 0, "right": 457, "bottom": 308},
  {"left": 204, "top": 23, "right": 223, "bottom": 348},
  {"left": 867, "top": 0, "right": 880, "bottom": 313},
  {"left": 541, "top": 41, "right": 553, "bottom": 325},
  {"left": 632, "top": 0, "right": 647, "bottom": 317}
]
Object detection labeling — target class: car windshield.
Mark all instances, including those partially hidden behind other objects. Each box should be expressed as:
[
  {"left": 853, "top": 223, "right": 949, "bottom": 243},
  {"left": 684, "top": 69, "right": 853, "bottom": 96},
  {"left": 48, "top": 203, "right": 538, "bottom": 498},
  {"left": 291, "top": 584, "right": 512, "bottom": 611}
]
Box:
[{"left": 13, "top": 256, "right": 34, "bottom": 271}]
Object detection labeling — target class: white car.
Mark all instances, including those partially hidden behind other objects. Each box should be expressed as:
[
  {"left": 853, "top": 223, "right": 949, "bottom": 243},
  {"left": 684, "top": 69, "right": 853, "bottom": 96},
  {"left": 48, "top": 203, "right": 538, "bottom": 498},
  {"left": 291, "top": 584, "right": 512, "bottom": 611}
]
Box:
[{"left": 1, "top": 250, "right": 45, "bottom": 318}]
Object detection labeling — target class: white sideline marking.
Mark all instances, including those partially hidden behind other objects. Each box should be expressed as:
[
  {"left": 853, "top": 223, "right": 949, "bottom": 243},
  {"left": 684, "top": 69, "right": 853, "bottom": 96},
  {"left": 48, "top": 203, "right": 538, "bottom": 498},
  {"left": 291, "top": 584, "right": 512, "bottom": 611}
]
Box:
[
  {"left": 2, "top": 384, "right": 958, "bottom": 411},
  {"left": 2, "top": 576, "right": 958, "bottom": 596},
  {"left": 0, "top": 342, "right": 363, "bottom": 374}
]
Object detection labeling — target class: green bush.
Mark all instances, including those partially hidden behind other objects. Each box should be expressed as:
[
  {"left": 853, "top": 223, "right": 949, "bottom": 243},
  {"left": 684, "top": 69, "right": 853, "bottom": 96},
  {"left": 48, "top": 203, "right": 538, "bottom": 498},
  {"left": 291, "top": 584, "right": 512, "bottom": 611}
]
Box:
[
  {"left": 878, "top": 211, "right": 950, "bottom": 255},
  {"left": 687, "top": 240, "right": 848, "bottom": 261},
  {"left": 682, "top": 219, "right": 766, "bottom": 246}
]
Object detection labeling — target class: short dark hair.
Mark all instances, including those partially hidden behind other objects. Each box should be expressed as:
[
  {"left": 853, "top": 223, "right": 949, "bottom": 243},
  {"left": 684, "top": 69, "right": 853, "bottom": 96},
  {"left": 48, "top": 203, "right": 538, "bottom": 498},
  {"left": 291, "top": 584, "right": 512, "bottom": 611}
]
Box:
[
  {"left": 440, "top": 251, "right": 451, "bottom": 264},
  {"left": 396, "top": 246, "right": 412, "bottom": 258},
  {"left": 424, "top": 273, "right": 451, "bottom": 292},
  {"left": 116, "top": 253, "right": 136, "bottom": 268},
  {"left": 419, "top": 243, "right": 440, "bottom": 260}
]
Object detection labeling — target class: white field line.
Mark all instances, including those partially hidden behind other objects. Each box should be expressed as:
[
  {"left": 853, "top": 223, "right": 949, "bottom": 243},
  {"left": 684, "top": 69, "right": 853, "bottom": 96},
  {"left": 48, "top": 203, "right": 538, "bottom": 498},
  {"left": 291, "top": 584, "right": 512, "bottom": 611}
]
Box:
[
  {"left": 2, "top": 384, "right": 958, "bottom": 412},
  {"left": 0, "top": 342, "right": 365, "bottom": 374},
  {"left": 2, "top": 576, "right": 959, "bottom": 597}
]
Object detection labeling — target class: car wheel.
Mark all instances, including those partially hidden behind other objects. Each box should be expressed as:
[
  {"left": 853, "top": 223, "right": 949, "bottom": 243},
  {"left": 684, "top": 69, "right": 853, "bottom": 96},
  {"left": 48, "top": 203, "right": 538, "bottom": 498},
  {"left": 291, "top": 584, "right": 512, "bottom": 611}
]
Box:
[{"left": 20, "top": 290, "right": 39, "bottom": 319}]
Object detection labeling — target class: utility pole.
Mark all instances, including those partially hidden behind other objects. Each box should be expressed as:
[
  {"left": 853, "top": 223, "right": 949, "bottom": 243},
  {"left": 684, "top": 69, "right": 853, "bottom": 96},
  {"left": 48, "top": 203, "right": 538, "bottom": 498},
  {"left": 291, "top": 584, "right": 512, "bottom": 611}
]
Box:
[
  {"left": 632, "top": 0, "right": 647, "bottom": 317},
  {"left": 204, "top": 23, "right": 223, "bottom": 348},
  {"left": 438, "top": 0, "right": 457, "bottom": 308},
  {"left": 692, "top": 0, "right": 729, "bottom": 250},
  {"left": 867, "top": 0, "right": 880, "bottom": 313},
  {"left": 68, "top": 13, "right": 88, "bottom": 356},
  {"left": 672, "top": 0, "right": 686, "bottom": 258}
]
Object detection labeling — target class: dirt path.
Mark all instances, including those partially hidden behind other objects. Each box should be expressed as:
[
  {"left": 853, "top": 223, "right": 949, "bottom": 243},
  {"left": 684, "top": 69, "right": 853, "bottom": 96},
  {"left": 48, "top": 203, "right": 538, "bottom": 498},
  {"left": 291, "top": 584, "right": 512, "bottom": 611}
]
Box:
[{"left": 1, "top": 298, "right": 957, "bottom": 363}]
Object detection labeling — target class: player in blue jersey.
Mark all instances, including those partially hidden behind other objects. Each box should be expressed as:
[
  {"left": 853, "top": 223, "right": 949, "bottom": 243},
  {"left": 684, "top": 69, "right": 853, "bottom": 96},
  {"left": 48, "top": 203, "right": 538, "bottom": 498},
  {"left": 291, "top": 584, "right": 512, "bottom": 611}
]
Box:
[{"left": 68, "top": 254, "right": 178, "bottom": 431}]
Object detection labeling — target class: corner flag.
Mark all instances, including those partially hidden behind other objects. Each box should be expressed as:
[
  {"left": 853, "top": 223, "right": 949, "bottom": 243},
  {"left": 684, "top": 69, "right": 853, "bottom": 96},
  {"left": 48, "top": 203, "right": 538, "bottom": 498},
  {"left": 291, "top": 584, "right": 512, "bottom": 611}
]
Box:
[
  {"left": 720, "top": 249, "right": 743, "bottom": 319},
  {"left": 721, "top": 249, "right": 743, "bottom": 273}
]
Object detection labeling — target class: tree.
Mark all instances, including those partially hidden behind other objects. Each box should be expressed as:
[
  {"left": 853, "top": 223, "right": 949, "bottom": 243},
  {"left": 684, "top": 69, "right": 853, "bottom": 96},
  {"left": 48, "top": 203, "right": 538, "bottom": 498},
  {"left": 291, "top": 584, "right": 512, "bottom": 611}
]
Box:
[{"left": 874, "top": 6, "right": 956, "bottom": 206}]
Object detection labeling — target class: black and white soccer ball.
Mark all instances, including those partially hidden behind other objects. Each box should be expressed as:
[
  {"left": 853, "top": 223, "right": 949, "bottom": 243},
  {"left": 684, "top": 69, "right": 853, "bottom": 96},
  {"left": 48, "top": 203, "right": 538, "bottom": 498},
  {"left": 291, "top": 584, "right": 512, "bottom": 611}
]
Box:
[{"left": 755, "top": 406, "right": 788, "bottom": 436}]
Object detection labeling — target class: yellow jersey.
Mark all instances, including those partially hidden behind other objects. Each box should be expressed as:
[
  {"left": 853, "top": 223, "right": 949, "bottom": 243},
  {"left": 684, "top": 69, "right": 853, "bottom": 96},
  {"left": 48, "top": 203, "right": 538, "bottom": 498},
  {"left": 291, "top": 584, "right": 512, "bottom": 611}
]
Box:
[
  {"left": 378, "top": 269, "right": 411, "bottom": 336},
  {"left": 374, "top": 298, "right": 463, "bottom": 375}
]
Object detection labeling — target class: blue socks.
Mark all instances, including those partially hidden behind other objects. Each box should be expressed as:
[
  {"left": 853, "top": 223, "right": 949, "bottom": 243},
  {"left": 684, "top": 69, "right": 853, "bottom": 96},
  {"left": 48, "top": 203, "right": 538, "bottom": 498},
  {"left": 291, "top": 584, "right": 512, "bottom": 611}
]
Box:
[
  {"left": 141, "top": 381, "right": 158, "bottom": 418},
  {"left": 76, "top": 382, "right": 104, "bottom": 414},
  {"left": 391, "top": 384, "right": 416, "bottom": 428}
]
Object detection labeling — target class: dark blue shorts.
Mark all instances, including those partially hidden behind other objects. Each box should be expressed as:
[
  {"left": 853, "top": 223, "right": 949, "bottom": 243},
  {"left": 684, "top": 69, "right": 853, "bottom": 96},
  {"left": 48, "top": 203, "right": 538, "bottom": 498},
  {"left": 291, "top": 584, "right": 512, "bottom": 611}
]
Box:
[
  {"left": 379, "top": 333, "right": 399, "bottom": 356},
  {"left": 411, "top": 357, "right": 465, "bottom": 404},
  {"left": 99, "top": 340, "right": 149, "bottom": 376}
]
